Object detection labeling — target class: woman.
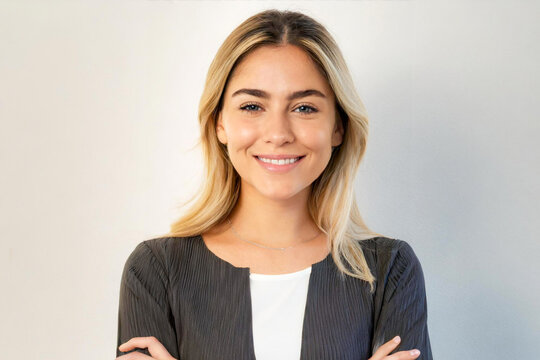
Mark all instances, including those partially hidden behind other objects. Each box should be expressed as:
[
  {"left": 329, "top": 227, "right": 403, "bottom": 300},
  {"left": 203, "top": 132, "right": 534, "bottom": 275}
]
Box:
[{"left": 115, "top": 9, "right": 432, "bottom": 360}]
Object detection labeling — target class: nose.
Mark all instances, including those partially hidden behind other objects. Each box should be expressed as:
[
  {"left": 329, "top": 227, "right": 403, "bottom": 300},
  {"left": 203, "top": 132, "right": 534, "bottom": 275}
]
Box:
[{"left": 262, "top": 110, "right": 294, "bottom": 146}]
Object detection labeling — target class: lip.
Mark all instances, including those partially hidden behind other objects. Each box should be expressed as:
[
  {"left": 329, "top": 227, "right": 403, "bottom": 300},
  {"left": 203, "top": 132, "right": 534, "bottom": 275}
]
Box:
[
  {"left": 254, "top": 155, "right": 306, "bottom": 173},
  {"left": 254, "top": 154, "right": 305, "bottom": 159}
]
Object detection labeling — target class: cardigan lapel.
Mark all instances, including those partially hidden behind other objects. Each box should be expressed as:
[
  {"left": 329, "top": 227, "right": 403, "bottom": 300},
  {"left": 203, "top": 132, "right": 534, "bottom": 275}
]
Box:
[{"left": 299, "top": 254, "right": 374, "bottom": 359}]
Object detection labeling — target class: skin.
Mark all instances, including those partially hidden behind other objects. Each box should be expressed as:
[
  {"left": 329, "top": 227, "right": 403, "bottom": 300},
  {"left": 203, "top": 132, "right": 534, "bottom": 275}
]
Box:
[{"left": 116, "top": 44, "right": 420, "bottom": 359}]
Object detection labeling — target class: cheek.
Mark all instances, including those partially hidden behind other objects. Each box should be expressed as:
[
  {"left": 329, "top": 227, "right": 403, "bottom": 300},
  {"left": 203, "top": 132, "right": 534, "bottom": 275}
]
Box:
[
  {"left": 297, "top": 126, "right": 333, "bottom": 151},
  {"left": 226, "top": 120, "right": 257, "bottom": 148}
]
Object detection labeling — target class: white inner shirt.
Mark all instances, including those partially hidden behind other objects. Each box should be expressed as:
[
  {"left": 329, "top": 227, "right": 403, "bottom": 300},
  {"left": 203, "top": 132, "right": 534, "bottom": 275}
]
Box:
[{"left": 249, "top": 266, "right": 312, "bottom": 360}]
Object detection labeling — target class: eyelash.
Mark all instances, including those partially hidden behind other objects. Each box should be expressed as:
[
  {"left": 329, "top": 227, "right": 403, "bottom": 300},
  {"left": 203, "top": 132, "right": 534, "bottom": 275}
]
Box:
[{"left": 240, "top": 102, "right": 318, "bottom": 114}]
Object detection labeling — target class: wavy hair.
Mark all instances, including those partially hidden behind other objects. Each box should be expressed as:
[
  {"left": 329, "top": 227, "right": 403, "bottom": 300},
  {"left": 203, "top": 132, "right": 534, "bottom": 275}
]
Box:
[{"left": 163, "top": 9, "right": 384, "bottom": 292}]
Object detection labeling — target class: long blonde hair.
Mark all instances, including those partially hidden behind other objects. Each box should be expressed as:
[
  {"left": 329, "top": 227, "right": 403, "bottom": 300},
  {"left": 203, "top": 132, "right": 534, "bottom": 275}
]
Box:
[{"left": 163, "top": 9, "right": 384, "bottom": 292}]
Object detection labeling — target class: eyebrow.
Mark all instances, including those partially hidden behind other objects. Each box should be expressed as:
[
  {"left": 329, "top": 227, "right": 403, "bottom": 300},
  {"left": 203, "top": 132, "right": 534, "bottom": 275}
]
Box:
[{"left": 231, "top": 88, "right": 327, "bottom": 101}]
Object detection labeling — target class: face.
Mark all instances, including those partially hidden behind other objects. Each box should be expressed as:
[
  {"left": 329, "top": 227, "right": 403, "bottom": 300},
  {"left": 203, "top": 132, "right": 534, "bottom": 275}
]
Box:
[{"left": 216, "top": 44, "right": 344, "bottom": 201}]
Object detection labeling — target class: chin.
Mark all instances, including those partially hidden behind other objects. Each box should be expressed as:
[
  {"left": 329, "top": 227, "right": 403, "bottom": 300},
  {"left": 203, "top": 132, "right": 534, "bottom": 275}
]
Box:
[{"left": 258, "top": 186, "right": 307, "bottom": 201}]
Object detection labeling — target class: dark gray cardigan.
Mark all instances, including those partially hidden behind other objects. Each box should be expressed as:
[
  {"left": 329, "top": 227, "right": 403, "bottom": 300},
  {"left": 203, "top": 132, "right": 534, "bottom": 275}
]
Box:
[{"left": 116, "top": 235, "right": 433, "bottom": 359}]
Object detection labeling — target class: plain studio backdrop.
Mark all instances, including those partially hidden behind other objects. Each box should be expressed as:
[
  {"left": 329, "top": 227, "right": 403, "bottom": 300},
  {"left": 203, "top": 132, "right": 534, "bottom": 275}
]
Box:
[{"left": 1, "top": 1, "right": 538, "bottom": 359}]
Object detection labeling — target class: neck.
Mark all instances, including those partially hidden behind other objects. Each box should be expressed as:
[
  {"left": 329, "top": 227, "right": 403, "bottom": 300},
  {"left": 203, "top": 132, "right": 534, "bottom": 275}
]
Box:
[{"left": 228, "top": 181, "right": 320, "bottom": 248}]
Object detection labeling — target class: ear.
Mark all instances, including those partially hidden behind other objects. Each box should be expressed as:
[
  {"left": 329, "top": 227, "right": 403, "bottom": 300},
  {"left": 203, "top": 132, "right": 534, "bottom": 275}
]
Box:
[
  {"left": 216, "top": 112, "right": 228, "bottom": 145},
  {"left": 331, "top": 112, "right": 344, "bottom": 147}
]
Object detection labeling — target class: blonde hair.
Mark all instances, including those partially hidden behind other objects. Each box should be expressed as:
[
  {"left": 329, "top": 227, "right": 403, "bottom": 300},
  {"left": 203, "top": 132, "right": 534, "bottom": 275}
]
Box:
[{"left": 163, "top": 9, "right": 384, "bottom": 292}]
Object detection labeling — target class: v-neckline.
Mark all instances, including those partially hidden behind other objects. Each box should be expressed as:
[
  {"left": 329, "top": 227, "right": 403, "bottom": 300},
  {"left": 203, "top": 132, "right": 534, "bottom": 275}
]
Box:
[{"left": 197, "top": 234, "right": 332, "bottom": 359}]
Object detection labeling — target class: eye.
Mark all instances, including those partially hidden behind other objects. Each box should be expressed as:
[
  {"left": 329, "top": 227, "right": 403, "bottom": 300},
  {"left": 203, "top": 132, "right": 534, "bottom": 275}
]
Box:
[
  {"left": 294, "top": 104, "right": 318, "bottom": 114},
  {"left": 240, "top": 103, "right": 262, "bottom": 113}
]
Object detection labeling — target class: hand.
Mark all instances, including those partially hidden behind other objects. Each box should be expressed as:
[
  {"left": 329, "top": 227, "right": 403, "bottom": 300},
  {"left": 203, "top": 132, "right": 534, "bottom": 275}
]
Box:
[
  {"left": 368, "top": 336, "right": 421, "bottom": 360},
  {"left": 116, "top": 336, "right": 177, "bottom": 360}
]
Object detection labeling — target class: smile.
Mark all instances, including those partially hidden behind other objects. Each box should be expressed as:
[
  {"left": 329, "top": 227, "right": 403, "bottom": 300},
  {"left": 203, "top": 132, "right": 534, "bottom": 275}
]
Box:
[
  {"left": 254, "top": 155, "right": 306, "bottom": 172},
  {"left": 257, "top": 156, "right": 302, "bottom": 164}
]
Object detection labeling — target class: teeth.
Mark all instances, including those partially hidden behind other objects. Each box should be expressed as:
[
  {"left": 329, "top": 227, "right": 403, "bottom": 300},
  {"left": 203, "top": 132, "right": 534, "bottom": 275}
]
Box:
[{"left": 258, "top": 156, "right": 301, "bottom": 165}]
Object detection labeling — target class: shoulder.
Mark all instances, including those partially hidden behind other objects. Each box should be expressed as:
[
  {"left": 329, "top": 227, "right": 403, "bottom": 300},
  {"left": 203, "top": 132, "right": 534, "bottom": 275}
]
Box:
[
  {"left": 130, "top": 235, "right": 202, "bottom": 257},
  {"left": 356, "top": 236, "right": 418, "bottom": 260},
  {"left": 356, "top": 236, "right": 425, "bottom": 283},
  {"left": 123, "top": 235, "right": 202, "bottom": 281}
]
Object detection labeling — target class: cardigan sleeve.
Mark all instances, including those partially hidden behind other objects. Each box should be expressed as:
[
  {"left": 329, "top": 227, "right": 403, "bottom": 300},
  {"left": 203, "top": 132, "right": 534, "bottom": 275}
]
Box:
[
  {"left": 370, "top": 240, "right": 433, "bottom": 359},
  {"left": 116, "top": 240, "right": 180, "bottom": 359}
]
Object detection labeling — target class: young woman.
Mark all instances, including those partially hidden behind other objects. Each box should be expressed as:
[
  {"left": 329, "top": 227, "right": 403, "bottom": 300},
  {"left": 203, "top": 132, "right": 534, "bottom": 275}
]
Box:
[{"left": 115, "top": 9, "right": 432, "bottom": 360}]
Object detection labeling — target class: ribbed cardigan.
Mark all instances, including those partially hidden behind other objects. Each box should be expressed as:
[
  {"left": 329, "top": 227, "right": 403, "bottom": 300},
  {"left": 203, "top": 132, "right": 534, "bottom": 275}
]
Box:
[{"left": 116, "top": 235, "right": 433, "bottom": 359}]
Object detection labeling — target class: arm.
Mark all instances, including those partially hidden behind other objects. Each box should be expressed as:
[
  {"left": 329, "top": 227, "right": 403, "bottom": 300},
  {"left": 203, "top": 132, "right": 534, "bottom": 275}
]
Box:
[
  {"left": 116, "top": 240, "right": 179, "bottom": 359},
  {"left": 371, "top": 240, "right": 433, "bottom": 359}
]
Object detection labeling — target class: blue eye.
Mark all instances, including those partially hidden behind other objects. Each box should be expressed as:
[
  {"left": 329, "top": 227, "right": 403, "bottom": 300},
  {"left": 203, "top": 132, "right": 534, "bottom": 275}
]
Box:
[
  {"left": 240, "top": 103, "right": 261, "bottom": 112},
  {"left": 295, "top": 105, "right": 317, "bottom": 114}
]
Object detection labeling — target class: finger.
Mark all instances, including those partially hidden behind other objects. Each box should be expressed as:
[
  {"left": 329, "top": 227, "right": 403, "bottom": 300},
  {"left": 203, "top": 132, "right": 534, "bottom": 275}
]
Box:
[
  {"left": 385, "top": 349, "right": 421, "bottom": 360},
  {"left": 118, "top": 336, "right": 175, "bottom": 360},
  {"left": 369, "top": 336, "right": 401, "bottom": 360}
]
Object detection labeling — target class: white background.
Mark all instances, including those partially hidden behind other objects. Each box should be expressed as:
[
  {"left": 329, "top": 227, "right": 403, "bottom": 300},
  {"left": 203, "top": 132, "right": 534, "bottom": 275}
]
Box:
[{"left": 1, "top": 1, "right": 538, "bottom": 359}]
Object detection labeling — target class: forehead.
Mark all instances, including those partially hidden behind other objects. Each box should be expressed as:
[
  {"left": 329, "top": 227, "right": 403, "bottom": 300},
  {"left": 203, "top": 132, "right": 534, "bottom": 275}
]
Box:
[{"left": 225, "top": 44, "right": 333, "bottom": 98}]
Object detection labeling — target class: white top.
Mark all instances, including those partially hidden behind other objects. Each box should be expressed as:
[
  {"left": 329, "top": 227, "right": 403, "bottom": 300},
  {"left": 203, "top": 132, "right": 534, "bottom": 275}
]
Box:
[{"left": 249, "top": 266, "right": 312, "bottom": 360}]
